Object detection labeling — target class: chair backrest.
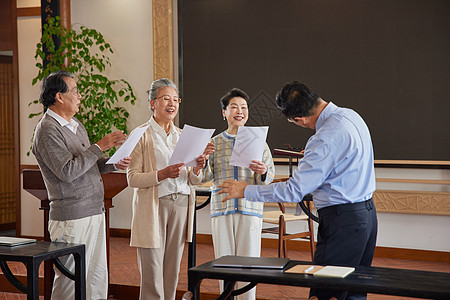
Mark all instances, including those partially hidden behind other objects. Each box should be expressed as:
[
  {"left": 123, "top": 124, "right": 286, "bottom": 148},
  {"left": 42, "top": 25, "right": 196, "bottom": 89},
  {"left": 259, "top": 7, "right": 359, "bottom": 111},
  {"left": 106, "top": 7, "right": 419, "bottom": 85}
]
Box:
[
  {"left": 272, "top": 178, "right": 293, "bottom": 214},
  {"left": 277, "top": 202, "right": 286, "bottom": 213}
]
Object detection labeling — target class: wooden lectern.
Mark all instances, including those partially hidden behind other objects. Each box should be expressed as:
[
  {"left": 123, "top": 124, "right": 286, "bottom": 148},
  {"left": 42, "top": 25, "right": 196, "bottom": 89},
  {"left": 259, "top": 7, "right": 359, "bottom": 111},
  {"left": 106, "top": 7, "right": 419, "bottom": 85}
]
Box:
[
  {"left": 273, "top": 148, "right": 304, "bottom": 177},
  {"left": 23, "top": 169, "right": 127, "bottom": 300}
]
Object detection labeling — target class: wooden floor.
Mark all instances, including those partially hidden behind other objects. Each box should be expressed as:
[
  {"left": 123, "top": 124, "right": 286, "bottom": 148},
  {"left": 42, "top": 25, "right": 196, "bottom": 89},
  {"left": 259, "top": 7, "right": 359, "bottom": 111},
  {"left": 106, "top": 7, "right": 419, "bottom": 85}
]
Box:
[{"left": 1, "top": 237, "right": 450, "bottom": 299}]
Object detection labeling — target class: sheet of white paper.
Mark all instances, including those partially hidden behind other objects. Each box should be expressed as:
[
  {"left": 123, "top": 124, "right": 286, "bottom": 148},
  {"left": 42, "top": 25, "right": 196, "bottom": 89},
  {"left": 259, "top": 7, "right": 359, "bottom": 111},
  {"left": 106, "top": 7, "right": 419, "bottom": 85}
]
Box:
[
  {"left": 168, "top": 124, "right": 215, "bottom": 167},
  {"left": 229, "top": 126, "right": 269, "bottom": 168},
  {"left": 106, "top": 125, "right": 150, "bottom": 164}
]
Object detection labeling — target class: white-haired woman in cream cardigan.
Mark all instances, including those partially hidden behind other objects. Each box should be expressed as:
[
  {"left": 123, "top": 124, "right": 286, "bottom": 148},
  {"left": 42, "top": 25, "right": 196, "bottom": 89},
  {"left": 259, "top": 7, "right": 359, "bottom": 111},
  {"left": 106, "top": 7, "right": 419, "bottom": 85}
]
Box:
[{"left": 127, "top": 78, "right": 214, "bottom": 300}]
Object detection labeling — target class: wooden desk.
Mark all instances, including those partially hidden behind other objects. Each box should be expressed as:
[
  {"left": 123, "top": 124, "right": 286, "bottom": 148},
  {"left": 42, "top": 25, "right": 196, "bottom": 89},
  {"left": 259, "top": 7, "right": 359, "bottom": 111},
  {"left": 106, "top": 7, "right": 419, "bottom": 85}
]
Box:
[
  {"left": 188, "top": 256, "right": 450, "bottom": 299},
  {"left": 0, "top": 241, "right": 85, "bottom": 300}
]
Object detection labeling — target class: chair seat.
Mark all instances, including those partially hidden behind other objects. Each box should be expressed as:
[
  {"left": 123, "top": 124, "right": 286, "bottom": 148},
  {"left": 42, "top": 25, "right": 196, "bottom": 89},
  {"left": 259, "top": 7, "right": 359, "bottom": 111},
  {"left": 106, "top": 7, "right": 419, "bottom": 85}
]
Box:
[{"left": 263, "top": 210, "right": 308, "bottom": 224}]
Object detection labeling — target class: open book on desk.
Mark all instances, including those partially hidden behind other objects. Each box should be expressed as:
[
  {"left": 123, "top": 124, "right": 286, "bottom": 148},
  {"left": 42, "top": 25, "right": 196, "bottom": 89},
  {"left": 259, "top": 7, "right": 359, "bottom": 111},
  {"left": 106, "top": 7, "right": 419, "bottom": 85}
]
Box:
[
  {"left": 0, "top": 236, "right": 36, "bottom": 247},
  {"left": 285, "top": 264, "right": 355, "bottom": 278}
]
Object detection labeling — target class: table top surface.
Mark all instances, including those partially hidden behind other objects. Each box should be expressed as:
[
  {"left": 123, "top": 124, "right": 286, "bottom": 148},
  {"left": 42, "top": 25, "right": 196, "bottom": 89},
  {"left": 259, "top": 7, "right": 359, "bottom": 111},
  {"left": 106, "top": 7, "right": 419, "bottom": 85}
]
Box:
[
  {"left": 0, "top": 241, "right": 84, "bottom": 259},
  {"left": 189, "top": 257, "right": 450, "bottom": 299}
]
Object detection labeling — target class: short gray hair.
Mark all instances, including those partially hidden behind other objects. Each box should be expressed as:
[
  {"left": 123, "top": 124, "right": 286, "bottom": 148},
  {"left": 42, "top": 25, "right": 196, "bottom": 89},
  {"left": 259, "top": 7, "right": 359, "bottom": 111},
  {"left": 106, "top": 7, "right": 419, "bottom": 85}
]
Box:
[{"left": 148, "top": 78, "right": 178, "bottom": 106}]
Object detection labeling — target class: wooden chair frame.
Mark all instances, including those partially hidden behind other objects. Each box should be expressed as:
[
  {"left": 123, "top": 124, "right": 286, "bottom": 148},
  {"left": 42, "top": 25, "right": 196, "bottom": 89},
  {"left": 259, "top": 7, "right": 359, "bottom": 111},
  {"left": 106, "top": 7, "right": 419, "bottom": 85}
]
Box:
[{"left": 262, "top": 201, "right": 315, "bottom": 260}]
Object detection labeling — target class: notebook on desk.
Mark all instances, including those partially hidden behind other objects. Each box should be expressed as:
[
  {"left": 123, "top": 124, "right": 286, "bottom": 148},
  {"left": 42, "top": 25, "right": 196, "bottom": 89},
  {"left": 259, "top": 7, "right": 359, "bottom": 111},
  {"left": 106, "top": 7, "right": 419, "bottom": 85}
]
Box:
[
  {"left": 0, "top": 236, "right": 36, "bottom": 247},
  {"left": 213, "top": 255, "right": 289, "bottom": 269},
  {"left": 285, "top": 264, "right": 355, "bottom": 278}
]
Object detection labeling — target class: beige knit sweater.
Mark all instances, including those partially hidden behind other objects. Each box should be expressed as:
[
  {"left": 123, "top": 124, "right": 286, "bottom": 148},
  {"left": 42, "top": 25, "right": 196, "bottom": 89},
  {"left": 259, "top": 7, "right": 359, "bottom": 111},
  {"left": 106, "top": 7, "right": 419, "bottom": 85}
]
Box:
[{"left": 127, "top": 120, "right": 202, "bottom": 248}]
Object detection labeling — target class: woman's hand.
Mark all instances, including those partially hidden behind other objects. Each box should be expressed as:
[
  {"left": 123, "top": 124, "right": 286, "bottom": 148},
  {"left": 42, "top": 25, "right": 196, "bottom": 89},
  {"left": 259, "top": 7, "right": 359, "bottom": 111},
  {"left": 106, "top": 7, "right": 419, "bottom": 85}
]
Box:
[
  {"left": 249, "top": 160, "right": 267, "bottom": 175},
  {"left": 193, "top": 154, "right": 207, "bottom": 175},
  {"left": 114, "top": 156, "right": 131, "bottom": 170},
  {"left": 157, "top": 163, "right": 185, "bottom": 181},
  {"left": 203, "top": 142, "right": 215, "bottom": 158},
  {"left": 192, "top": 142, "right": 215, "bottom": 175}
]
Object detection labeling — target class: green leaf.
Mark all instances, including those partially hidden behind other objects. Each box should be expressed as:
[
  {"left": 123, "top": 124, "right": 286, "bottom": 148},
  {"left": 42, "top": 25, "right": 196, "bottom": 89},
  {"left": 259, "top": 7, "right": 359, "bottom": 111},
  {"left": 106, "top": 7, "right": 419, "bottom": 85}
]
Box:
[{"left": 30, "top": 16, "right": 135, "bottom": 148}]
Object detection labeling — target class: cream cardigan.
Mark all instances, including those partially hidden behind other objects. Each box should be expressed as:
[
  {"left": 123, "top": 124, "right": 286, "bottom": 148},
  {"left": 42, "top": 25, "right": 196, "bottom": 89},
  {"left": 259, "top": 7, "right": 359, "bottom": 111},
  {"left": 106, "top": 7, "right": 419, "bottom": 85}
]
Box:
[{"left": 127, "top": 120, "right": 202, "bottom": 248}]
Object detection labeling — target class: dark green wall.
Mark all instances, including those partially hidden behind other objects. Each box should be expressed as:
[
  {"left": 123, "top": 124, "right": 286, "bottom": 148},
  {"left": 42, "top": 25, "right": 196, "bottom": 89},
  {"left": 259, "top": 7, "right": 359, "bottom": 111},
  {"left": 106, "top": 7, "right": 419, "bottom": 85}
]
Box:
[{"left": 179, "top": 0, "right": 450, "bottom": 161}]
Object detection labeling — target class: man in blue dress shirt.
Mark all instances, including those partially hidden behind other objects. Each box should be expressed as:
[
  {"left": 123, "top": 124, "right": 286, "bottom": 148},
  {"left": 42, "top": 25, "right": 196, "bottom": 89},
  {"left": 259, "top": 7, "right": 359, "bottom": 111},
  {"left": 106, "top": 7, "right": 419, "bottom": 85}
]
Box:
[{"left": 219, "top": 81, "right": 378, "bottom": 300}]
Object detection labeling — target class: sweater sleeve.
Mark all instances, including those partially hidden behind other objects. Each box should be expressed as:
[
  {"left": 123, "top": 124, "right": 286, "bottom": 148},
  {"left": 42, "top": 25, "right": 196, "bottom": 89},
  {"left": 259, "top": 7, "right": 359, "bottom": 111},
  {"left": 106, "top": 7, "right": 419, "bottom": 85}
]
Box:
[
  {"left": 97, "top": 157, "right": 116, "bottom": 174},
  {"left": 33, "top": 122, "right": 103, "bottom": 183},
  {"left": 127, "top": 132, "right": 159, "bottom": 188},
  {"left": 189, "top": 168, "right": 203, "bottom": 185}
]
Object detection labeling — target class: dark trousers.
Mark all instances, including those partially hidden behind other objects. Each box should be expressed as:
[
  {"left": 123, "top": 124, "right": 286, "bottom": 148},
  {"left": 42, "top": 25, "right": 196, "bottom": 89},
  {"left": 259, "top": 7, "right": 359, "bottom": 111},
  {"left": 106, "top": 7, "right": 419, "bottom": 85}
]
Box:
[{"left": 309, "top": 199, "right": 378, "bottom": 300}]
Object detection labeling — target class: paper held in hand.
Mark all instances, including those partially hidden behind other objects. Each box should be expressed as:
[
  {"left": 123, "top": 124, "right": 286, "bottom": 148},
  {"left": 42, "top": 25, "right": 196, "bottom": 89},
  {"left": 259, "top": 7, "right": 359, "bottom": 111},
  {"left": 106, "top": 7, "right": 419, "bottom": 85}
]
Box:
[
  {"left": 107, "top": 124, "right": 150, "bottom": 164},
  {"left": 229, "top": 126, "right": 269, "bottom": 168},
  {"left": 168, "top": 124, "right": 215, "bottom": 167},
  {"left": 285, "top": 264, "right": 355, "bottom": 278}
]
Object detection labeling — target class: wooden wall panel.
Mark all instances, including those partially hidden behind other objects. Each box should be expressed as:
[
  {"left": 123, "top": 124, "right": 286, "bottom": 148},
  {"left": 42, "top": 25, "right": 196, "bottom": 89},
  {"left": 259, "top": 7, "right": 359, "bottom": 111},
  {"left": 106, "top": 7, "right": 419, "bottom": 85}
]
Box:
[
  {"left": 0, "top": 0, "right": 13, "bottom": 50},
  {"left": 152, "top": 0, "right": 174, "bottom": 81},
  {"left": 0, "top": 55, "right": 15, "bottom": 225},
  {"left": 373, "top": 190, "right": 450, "bottom": 216}
]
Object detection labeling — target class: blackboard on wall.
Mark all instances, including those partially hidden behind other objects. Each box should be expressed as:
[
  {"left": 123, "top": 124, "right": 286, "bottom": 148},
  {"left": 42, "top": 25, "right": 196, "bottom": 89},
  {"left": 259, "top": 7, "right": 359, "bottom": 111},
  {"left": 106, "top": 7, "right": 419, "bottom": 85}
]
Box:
[{"left": 178, "top": 0, "right": 450, "bottom": 162}]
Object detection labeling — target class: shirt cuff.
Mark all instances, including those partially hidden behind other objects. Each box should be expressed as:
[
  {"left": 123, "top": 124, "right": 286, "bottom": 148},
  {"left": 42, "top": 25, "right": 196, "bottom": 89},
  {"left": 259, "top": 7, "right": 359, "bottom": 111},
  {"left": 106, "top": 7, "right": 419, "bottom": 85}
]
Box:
[
  {"left": 245, "top": 185, "right": 259, "bottom": 202},
  {"left": 191, "top": 168, "right": 203, "bottom": 180},
  {"left": 245, "top": 183, "right": 276, "bottom": 203},
  {"left": 155, "top": 170, "right": 161, "bottom": 184}
]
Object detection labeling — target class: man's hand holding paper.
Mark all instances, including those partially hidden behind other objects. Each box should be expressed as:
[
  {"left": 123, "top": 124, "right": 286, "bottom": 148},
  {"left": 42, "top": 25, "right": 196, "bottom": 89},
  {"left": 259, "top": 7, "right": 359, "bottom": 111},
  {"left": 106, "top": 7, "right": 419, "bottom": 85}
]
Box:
[{"left": 107, "top": 125, "right": 150, "bottom": 164}]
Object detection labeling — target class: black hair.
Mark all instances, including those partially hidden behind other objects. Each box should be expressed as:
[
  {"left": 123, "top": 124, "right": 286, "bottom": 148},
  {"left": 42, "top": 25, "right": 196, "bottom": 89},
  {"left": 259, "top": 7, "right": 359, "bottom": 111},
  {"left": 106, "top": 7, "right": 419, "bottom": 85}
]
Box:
[
  {"left": 40, "top": 70, "right": 73, "bottom": 108},
  {"left": 275, "top": 81, "right": 320, "bottom": 119},
  {"left": 220, "top": 88, "right": 249, "bottom": 110}
]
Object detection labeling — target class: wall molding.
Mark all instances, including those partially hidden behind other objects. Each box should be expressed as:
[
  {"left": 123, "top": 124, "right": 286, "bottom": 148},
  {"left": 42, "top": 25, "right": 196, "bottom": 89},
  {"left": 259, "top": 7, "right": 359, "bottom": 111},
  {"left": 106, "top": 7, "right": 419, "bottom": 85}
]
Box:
[
  {"left": 17, "top": 7, "right": 40, "bottom": 17},
  {"left": 152, "top": 0, "right": 174, "bottom": 80},
  {"left": 373, "top": 189, "right": 450, "bottom": 216},
  {"left": 266, "top": 190, "right": 450, "bottom": 216}
]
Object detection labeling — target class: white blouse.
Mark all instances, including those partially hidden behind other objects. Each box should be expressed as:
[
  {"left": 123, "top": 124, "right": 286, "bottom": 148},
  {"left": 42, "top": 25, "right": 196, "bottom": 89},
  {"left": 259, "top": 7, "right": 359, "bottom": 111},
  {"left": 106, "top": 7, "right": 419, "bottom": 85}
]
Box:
[{"left": 148, "top": 116, "right": 190, "bottom": 197}]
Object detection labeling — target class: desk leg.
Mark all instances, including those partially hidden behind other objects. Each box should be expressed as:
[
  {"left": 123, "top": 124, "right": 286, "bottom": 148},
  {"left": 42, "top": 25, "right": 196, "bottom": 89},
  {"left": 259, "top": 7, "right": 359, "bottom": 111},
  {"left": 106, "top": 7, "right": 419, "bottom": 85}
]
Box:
[
  {"left": 188, "top": 210, "right": 197, "bottom": 269},
  {"left": 217, "top": 280, "right": 235, "bottom": 300},
  {"left": 44, "top": 260, "right": 54, "bottom": 300},
  {"left": 42, "top": 205, "right": 53, "bottom": 300},
  {"left": 27, "top": 261, "right": 39, "bottom": 300},
  {"left": 105, "top": 205, "right": 111, "bottom": 285},
  {"left": 188, "top": 272, "right": 202, "bottom": 300},
  {"left": 74, "top": 249, "right": 86, "bottom": 300}
]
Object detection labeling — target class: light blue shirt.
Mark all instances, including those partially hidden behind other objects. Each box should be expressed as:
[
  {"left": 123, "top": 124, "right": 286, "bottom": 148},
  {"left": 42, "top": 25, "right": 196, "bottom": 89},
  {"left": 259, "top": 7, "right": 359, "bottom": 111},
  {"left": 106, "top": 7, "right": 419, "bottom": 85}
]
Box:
[{"left": 245, "top": 102, "right": 376, "bottom": 210}]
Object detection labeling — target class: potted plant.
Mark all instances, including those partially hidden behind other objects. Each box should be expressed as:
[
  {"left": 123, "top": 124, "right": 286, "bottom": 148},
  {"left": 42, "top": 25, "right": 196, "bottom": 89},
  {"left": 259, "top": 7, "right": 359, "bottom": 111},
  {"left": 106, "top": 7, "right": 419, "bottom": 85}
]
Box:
[{"left": 28, "top": 16, "right": 136, "bottom": 156}]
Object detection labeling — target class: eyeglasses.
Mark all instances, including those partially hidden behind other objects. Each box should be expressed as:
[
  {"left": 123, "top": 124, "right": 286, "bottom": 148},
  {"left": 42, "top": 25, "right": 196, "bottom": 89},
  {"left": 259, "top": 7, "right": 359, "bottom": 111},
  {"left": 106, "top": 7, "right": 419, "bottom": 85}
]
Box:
[
  {"left": 64, "top": 87, "right": 80, "bottom": 96},
  {"left": 156, "top": 95, "right": 181, "bottom": 104}
]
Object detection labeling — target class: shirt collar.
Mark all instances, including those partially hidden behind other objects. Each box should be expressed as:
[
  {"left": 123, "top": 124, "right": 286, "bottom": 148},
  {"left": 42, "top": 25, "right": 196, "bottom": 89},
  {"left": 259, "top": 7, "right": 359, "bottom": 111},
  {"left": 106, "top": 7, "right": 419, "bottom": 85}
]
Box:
[
  {"left": 149, "top": 115, "right": 177, "bottom": 135},
  {"left": 223, "top": 131, "right": 236, "bottom": 139},
  {"left": 315, "top": 101, "right": 337, "bottom": 130},
  {"left": 47, "top": 108, "right": 79, "bottom": 131}
]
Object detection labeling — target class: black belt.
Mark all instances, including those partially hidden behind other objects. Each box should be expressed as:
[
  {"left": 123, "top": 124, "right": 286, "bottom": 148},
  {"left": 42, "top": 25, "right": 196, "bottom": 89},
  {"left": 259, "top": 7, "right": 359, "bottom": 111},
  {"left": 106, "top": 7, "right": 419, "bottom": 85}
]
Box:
[{"left": 318, "top": 198, "right": 374, "bottom": 216}]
